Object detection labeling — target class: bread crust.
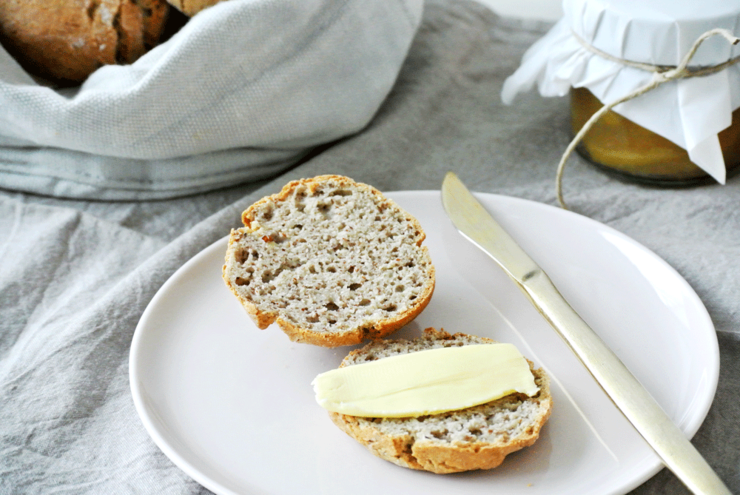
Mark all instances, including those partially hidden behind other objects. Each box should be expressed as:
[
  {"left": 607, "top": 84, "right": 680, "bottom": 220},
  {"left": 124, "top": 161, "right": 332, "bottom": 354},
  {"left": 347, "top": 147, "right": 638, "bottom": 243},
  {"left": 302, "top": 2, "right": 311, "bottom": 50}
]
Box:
[
  {"left": 0, "top": 0, "right": 169, "bottom": 84},
  {"left": 167, "top": 0, "right": 223, "bottom": 17},
  {"left": 223, "top": 175, "right": 436, "bottom": 347},
  {"left": 327, "top": 328, "right": 553, "bottom": 474}
]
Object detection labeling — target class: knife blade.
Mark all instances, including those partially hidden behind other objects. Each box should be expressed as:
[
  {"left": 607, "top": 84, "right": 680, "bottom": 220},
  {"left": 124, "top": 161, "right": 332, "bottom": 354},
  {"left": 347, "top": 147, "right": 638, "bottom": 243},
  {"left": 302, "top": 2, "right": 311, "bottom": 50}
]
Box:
[{"left": 440, "top": 171, "right": 729, "bottom": 495}]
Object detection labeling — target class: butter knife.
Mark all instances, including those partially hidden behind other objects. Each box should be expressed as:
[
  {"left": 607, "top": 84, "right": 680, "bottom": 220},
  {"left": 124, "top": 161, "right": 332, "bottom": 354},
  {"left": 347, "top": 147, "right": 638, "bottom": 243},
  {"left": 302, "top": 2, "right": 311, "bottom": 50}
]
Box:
[{"left": 441, "top": 171, "right": 729, "bottom": 495}]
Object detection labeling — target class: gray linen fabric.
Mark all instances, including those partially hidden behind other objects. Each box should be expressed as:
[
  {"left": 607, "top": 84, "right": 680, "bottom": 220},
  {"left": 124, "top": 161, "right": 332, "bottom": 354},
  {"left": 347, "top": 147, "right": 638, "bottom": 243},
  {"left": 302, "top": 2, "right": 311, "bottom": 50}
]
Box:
[
  {"left": 0, "top": 0, "right": 421, "bottom": 200},
  {"left": 2, "top": 0, "right": 740, "bottom": 493}
]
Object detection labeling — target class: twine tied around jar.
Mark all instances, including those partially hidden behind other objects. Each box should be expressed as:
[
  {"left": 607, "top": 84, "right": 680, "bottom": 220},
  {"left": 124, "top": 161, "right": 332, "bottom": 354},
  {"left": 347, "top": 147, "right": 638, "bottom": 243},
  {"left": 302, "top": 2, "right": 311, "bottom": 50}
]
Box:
[{"left": 556, "top": 28, "right": 740, "bottom": 209}]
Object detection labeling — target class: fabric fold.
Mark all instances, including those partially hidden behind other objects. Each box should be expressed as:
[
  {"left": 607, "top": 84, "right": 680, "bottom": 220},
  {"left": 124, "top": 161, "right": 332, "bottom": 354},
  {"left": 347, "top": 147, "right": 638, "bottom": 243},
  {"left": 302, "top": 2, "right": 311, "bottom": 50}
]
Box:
[{"left": 0, "top": 0, "right": 423, "bottom": 199}]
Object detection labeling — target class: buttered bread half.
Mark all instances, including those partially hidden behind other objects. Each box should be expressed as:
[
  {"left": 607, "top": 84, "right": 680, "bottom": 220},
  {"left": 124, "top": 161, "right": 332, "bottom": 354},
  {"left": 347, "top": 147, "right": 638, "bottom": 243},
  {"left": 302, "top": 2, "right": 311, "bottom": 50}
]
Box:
[
  {"left": 322, "top": 328, "right": 552, "bottom": 474},
  {"left": 223, "top": 175, "right": 436, "bottom": 347}
]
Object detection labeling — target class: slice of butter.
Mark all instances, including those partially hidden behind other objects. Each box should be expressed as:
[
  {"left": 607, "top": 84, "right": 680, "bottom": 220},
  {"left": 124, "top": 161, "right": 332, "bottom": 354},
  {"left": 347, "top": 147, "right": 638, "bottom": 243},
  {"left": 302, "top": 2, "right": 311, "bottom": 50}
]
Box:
[{"left": 312, "top": 343, "right": 539, "bottom": 418}]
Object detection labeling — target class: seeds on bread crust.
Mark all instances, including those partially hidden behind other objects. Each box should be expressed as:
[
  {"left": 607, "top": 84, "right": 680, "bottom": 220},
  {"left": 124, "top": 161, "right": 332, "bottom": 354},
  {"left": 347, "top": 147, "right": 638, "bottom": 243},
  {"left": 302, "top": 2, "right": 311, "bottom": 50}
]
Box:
[
  {"left": 222, "top": 175, "right": 436, "bottom": 347},
  {"left": 328, "top": 328, "right": 553, "bottom": 474}
]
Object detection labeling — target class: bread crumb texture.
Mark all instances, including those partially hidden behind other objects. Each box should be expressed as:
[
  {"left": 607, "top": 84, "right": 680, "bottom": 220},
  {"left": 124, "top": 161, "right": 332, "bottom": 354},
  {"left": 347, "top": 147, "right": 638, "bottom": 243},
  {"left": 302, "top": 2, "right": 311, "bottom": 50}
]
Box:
[
  {"left": 329, "top": 328, "right": 553, "bottom": 474},
  {"left": 223, "top": 175, "right": 436, "bottom": 347}
]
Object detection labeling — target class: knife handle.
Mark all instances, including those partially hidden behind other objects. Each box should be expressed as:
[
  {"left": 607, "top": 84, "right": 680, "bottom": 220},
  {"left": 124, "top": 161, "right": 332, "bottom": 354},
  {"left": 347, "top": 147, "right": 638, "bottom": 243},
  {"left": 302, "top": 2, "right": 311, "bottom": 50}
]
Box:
[{"left": 516, "top": 270, "right": 730, "bottom": 495}]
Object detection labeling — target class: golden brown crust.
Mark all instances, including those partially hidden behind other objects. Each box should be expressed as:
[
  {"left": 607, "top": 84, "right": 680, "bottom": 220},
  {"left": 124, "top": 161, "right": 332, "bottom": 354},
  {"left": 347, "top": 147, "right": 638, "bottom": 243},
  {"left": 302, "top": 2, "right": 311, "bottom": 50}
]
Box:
[
  {"left": 0, "top": 0, "right": 170, "bottom": 84},
  {"left": 223, "top": 175, "right": 435, "bottom": 347},
  {"left": 166, "top": 0, "right": 224, "bottom": 17},
  {"left": 140, "top": 0, "right": 170, "bottom": 47},
  {"left": 117, "top": 1, "right": 147, "bottom": 64},
  {"left": 327, "top": 329, "right": 553, "bottom": 474}
]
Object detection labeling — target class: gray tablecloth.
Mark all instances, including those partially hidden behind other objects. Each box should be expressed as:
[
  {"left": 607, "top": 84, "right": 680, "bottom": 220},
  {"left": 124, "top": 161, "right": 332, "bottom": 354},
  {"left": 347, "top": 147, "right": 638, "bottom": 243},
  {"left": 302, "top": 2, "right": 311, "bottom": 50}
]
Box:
[{"left": 1, "top": 1, "right": 739, "bottom": 493}]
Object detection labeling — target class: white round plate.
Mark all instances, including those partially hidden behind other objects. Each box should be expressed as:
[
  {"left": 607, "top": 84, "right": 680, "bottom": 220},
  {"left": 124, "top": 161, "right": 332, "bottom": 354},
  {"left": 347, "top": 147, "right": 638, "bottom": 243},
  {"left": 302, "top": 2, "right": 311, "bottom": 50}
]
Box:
[{"left": 130, "top": 191, "right": 719, "bottom": 495}]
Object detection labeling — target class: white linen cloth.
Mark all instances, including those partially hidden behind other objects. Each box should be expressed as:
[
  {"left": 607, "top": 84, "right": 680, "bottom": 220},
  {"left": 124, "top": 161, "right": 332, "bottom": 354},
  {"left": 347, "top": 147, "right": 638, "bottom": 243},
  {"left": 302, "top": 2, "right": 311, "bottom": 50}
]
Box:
[
  {"left": 501, "top": 0, "right": 740, "bottom": 184},
  {"left": 0, "top": 0, "right": 422, "bottom": 199}
]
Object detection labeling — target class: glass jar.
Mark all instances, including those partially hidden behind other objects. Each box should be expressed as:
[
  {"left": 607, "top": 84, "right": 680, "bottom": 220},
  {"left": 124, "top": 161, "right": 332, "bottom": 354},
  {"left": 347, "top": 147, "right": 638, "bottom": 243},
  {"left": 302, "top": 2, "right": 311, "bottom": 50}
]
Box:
[{"left": 571, "top": 87, "right": 740, "bottom": 184}]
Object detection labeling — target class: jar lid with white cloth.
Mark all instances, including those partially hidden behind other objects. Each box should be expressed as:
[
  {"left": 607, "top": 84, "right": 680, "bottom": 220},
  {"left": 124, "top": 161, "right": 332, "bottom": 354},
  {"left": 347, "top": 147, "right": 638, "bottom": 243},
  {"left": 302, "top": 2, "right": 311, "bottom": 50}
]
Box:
[{"left": 501, "top": 0, "right": 740, "bottom": 205}]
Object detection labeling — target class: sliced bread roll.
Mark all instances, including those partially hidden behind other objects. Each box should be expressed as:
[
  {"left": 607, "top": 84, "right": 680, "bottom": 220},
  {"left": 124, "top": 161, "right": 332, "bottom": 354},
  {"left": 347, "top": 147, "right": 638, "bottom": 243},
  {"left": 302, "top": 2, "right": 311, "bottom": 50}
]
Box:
[
  {"left": 223, "top": 175, "right": 436, "bottom": 347},
  {"left": 328, "top": 328, "right": 553, "bottom": 474}
]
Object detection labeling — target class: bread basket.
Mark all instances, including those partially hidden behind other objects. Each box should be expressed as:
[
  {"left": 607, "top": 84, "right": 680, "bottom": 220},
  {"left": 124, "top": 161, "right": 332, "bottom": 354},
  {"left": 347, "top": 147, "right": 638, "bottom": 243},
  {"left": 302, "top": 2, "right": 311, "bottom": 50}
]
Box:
[{"left": 0, "top": 0, "right": 422, "bottom": 199}]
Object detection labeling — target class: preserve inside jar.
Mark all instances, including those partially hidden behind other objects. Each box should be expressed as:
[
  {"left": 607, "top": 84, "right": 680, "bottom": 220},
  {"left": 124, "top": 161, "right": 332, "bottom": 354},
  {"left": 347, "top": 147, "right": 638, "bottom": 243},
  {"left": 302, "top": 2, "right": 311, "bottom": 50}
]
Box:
[{"left": 571, "top": 87, "right": 740, "bottom": 184}]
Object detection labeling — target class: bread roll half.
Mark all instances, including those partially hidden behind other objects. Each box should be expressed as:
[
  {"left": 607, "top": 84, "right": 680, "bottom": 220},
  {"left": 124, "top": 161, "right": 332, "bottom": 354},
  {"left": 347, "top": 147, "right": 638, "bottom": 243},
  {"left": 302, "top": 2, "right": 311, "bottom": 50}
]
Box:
[
  {"left": 223, "top": 175, "right": 436, "bottom": 347},
  {"left": 328, "top": 328, "right": 553, "bottom": 473}
]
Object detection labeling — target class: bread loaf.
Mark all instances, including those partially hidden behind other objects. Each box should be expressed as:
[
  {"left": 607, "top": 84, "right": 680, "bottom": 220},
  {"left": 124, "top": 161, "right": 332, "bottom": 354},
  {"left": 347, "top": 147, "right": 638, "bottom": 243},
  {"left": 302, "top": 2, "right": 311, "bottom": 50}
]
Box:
[
  {"left": 223, "top": 175, "right": 436, "bottom": 348},
  {"left": 328, "top": 328, "right": 553, "bottom": 474},
  {"left": 0, "top": 0, "right": 169, "bottom": 84}
]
